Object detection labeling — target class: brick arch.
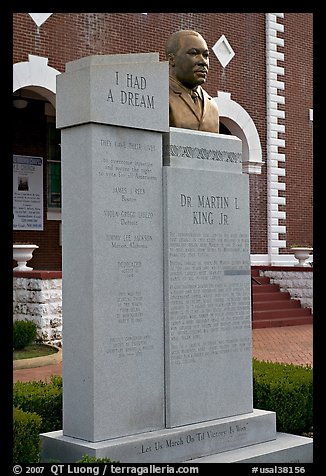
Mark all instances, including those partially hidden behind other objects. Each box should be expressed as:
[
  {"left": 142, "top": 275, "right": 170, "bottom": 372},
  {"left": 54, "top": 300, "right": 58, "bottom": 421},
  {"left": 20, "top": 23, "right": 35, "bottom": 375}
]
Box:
[
  {"left": 13, "top": 54, "right": 60, "bottom": 107},
  {"left": 214, "top": 91, "right": 263, "bottom": 174}
]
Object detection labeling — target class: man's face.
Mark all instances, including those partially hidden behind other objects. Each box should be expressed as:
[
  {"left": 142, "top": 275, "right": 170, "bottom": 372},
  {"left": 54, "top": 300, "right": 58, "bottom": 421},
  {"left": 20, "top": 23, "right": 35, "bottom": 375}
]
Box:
[{"left": 171, "top": 34, "right": 209, "bottom": 89}]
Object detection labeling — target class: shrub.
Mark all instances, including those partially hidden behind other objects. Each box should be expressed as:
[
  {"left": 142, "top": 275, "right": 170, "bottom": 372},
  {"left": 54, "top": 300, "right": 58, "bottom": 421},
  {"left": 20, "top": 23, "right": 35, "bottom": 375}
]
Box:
[
  {"left": 77, "top": 455, "right": 119, "bottom": 463},
  {"left": 13, "top": 406, "right": 42, "bottom": 463},
  {"left": 49, "top": 375, "right": 63, "bottom": 388},
  {"left": 13, "top": 320, "right": 37, "bottom": 350},
  {"left": 252, "top": 359, "right": 313, "bottom": 434},
  {"left": 13, "top": 380, "right": 62, "bottom": 433}
]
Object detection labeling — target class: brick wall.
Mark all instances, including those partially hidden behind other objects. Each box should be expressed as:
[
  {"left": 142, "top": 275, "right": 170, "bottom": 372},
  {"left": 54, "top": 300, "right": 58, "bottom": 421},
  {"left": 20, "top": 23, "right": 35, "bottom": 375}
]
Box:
[
  {"left": 13, "top": 13, "right": 313, "bottom": 267},
  {"left": 282, "top": 13, "right": 313, "bottom": 251}
]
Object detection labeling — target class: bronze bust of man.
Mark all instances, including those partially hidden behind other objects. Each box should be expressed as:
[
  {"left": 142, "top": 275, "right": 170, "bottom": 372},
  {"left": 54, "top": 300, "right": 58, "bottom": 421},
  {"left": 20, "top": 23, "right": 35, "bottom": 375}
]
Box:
[{"left": 166, "top": 29, "right": 219, "bottom": 133}]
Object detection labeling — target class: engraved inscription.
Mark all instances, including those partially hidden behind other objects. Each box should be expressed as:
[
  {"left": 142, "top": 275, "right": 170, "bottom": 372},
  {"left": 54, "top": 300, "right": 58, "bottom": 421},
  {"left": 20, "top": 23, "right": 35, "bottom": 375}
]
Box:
[
  {"left": 137, "top": 421, "right": 249, "bottom": 456},
  {"left": 116, "top": 290, "right": 143, "bottom": 324},
  {"left": 95, "top": 129, "right": 162, "bottom": 372},
  {"left": 106, "top": 334, "right": 153, "bottom": 359},
  {"left": 164, "top": 144, "right": 242, "bottom": 163},
  {"left": 179, "top": 193, "right": 242, "bottom": 226},
  {"left": 107, "top": 72, "right": 155, "bottom": 109},
  {"left": 98, "top": 136, "right": 159, "bottom": 249},
  {"left": 168, "top": 231, "right": 251, "bottom": 365}
]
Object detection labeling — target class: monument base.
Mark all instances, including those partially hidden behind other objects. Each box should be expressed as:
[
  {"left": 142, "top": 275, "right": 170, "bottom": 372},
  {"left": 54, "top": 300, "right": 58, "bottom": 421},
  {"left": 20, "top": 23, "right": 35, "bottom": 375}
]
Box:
[
  {"left": 185, "top": 432, "right": 313, "bottom": 463},
  {"left": 40, "top": 409, "right": 311, "bottom": 464}
]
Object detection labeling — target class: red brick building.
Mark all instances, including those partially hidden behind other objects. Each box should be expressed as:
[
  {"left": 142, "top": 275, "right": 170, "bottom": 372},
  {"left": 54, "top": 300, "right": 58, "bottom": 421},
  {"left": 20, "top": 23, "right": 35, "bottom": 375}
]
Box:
[{"left": 13, "top": 13, "right": 313, "bottom": 270}]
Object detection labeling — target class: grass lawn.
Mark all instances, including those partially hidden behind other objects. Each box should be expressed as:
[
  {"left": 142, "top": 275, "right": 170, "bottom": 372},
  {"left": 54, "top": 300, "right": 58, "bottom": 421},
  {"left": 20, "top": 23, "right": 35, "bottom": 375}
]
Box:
[{"left": 13, "top": 343, "right": 58, "bottom": 360}]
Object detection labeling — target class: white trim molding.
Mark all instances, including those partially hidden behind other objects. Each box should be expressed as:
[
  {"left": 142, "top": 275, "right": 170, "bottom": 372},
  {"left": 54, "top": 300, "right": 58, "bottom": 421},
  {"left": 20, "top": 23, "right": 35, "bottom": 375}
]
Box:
[
  {"left": 250, "top": 253, "right": 313, "bottom": 267},
  {"left": 214, "top": 91, "right": 263, "bottom": 174},
  {"left": 13, "top": 54, "right": 60, "bottom": 108},
  {"left": 28, "top": 13, "right": 53, "bottom": 28},
  {"left": 266, "top": 13, "right": 286, "bottom": 265},
  {"left": 212, "top": 35, "right": 235, "bottom": 68}
]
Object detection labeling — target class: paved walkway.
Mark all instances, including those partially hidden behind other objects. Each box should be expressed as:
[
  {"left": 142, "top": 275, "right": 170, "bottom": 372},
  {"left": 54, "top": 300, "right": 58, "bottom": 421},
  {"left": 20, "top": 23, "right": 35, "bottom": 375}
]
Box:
[
  {"left": 252, "top": 324, "right": 312, "bottom": 367},
  {"left": 13, "top": 324, "right": 313, "bottom": 383}
]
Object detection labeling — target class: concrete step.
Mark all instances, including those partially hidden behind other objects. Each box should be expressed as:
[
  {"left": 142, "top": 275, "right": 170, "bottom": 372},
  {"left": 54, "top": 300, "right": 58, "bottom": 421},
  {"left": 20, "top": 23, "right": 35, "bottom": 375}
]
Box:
[
  {"left": 185, "top": 432, "right": 313, "bottom": 463},
  {"left": 251, "top": 276, "right": 271, "bottom": 285},
  {"left": 253, "top": 299, "right": 301, "bottom": 311},
  {"left": 253, "top": 307, "right": 312, "bottom": 321},
  {"left": 252, "top": 284, "right": 280, "bottom": 293},
  {"left": 251, "top": 267, "right": 312, "bottom": 328},
  {"left": 253, "top": 291, "right": 291, "bottom": 302},
  {"left": 251, "top": 268, "right": 260, "bottom": 277},
  {"left": 252, "top": 315, "right": 313, "bottom": 329}
]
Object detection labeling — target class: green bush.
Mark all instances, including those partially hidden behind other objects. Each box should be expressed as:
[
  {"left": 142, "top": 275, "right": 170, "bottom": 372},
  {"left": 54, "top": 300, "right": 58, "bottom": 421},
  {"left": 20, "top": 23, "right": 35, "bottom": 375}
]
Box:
[
  {"left": 253, "top": 359, "right": 313, "bottom": 434},
  {"left": 13, "top": 379, "right": 62, "bottom": 433},
  {"left": 13, "top": 320, "right": 37, "bottom": 349},
  {"left": 13, "top": 406, "right": 42, "bottom": 463},
  {"left": 76, "top": 455, "right": 118, "bottom": 463},
  {"left": 49, "top": 375, "right": 63, "bottom": 388}
]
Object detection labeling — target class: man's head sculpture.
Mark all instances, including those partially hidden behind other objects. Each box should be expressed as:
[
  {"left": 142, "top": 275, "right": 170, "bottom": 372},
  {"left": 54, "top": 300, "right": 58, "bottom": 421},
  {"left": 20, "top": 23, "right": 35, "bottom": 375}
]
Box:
[{"left": 166, "top": 30, "right": 219, "bottom": 133}]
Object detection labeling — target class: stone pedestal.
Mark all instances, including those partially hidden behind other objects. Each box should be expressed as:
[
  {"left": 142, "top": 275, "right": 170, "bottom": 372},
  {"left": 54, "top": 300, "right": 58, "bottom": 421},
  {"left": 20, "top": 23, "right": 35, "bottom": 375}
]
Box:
[
  {"left": 41, "top": 410, "right": 313, "bottom": 463},
  {"left": 55, "top": 53, "right": 168, "bottom": 442},
  {"left": 42, "top": 410, "right": 276, "bottom": 463},
  {"left": 163, "top": 128, "right": 252, "bottom": 428}
]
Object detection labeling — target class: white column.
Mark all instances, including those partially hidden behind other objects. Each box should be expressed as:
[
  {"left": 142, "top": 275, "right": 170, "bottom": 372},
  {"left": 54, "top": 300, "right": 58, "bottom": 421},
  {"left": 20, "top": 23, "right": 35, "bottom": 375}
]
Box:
[{"left": 266, "top": 13, "right": 286, "bottom": 264}]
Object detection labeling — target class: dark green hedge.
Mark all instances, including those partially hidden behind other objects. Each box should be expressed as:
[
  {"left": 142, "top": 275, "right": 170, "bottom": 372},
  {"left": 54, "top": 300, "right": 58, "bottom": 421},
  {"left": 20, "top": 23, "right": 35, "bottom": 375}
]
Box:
[
  {"left": 77, "top": 455, "right": 118, "bottom": 463},
  {"left": 13, "top": 378, "right": 62, "bottom": 433},
  {"left": 13, "top": 320, "right": 37, "bottom": 349},
  {"left": 253, "top": 359, "right": 313, "bottom": 434},
  {"left": 13, "top": 406, "right": 42, "bottom": 463}
]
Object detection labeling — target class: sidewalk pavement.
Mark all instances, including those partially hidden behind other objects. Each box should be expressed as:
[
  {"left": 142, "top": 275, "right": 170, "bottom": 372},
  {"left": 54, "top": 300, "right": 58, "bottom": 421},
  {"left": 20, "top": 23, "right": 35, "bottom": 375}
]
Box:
[
  {"left": 13, "top": 324, "right": 313, "bottom": 383},
  {"left": 252, "top": 324, "right": 312, "bottom": 367}
]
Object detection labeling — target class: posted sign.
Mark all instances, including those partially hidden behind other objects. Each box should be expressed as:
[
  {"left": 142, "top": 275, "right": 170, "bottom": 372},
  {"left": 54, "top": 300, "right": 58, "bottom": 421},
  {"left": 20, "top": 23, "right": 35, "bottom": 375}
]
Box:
[{"left": 13, "top": 155, "right": 44, "bottom": 230}]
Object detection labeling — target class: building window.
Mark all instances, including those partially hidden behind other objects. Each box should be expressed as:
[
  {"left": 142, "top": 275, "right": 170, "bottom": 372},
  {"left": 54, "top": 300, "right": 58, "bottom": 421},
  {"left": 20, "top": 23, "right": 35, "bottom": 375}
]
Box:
[{"left": 47, "top": 117, "right": 61, "bottom": 210}]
